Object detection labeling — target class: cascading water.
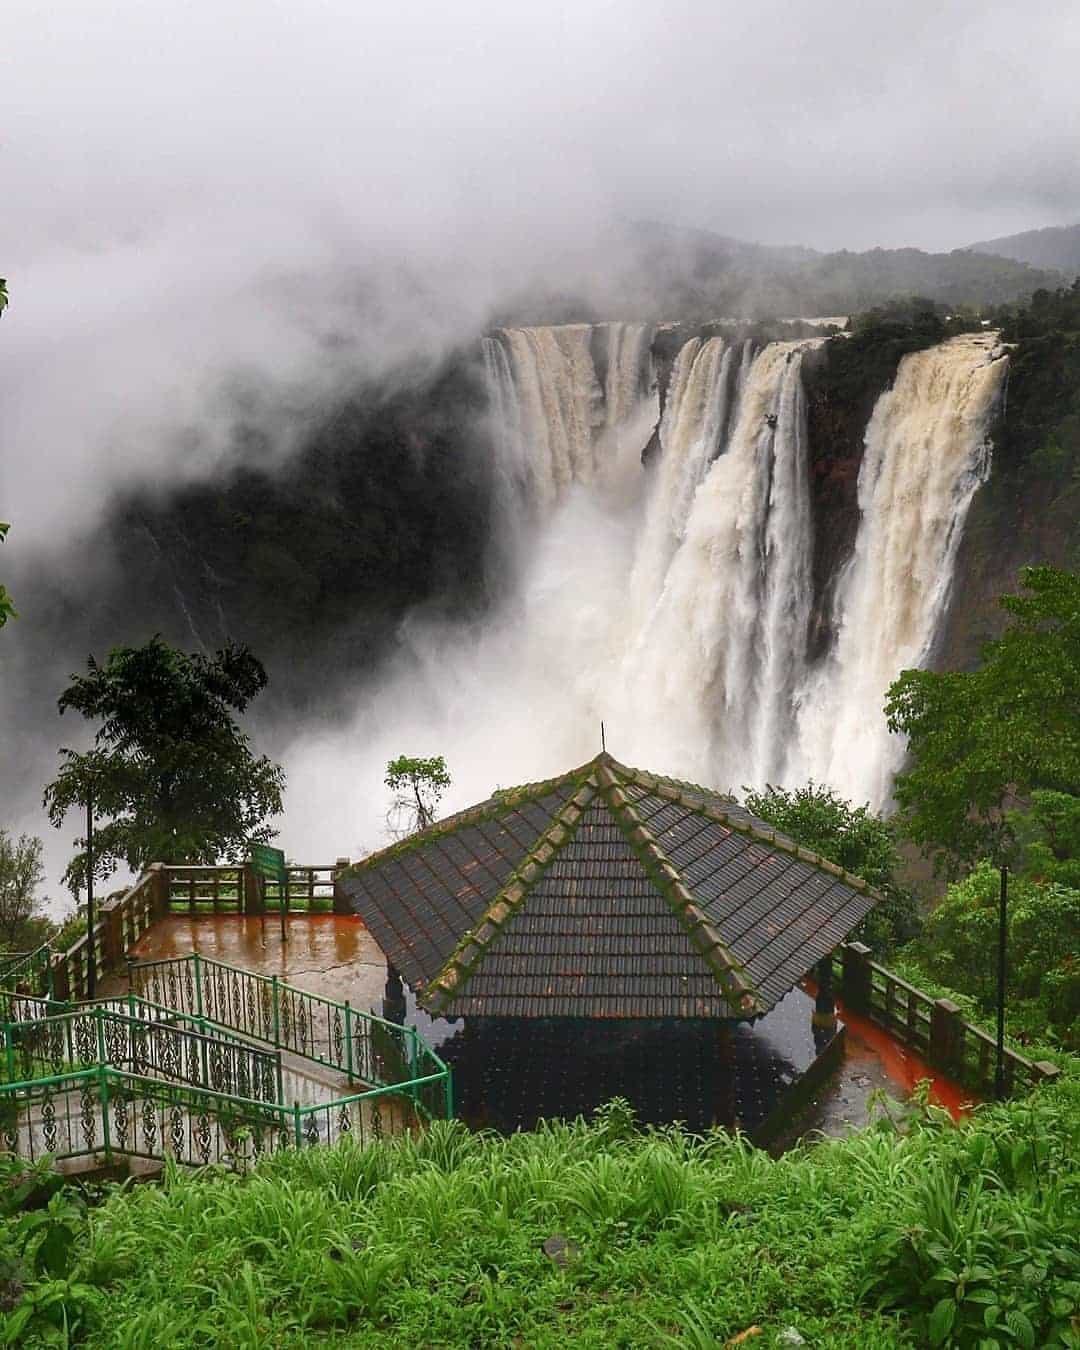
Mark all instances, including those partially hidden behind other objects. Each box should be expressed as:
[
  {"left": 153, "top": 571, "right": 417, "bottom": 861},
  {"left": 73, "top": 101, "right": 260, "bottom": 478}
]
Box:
[
  {"left": 623, "top": 340, "right": 818, "bottom": 785},
  {"left": 478, "top": 323, "right": 1007, "bottom": 805},
  {"left": 789, "top": 332, "right": 1007, "bottom": 806},
  {"left": 283, "top": 321, "right": 1008, "bottom": 860}
]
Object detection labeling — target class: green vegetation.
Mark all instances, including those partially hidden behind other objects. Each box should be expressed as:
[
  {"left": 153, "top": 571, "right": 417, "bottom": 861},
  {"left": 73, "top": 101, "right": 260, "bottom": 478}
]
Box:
[
  {"left": 886, "top": 565, "right": 1079, "bottom": 873},
  {"left": 883, "top": 565, "right": 1080, "bottom": 1052},
  {"left": 384, "top": 754, "right": 451, "bottom": 837},
  {"left": 0, "top": 833, "right": 49, "bottom": 952},
  {"left": 42, "top": 637, "right": 285, "bottom": 894},
  {"left": 0, "top": 1086, "right": 1077, "bottom": 1348},
  {"left": 743, "top": 783, "right": 919, "bottom": 954}
]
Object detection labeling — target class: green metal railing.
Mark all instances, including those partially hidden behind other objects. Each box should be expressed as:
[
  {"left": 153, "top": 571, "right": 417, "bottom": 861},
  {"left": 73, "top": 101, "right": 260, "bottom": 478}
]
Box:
[
  {"left": 2, "top": 1002, "right": 282, "bottom": 1105},
  {"left": 0, "top": 943, "right": 53, "bottom": 997},
  {"left": 0, "top": 1064, "right": 424, "bottom": 1167},
  {"left": 127, "top": 954, "right": 449, "bottom": 1105},
  {"left": 0, "top": 954, "right": 452, "bottom": 1168}
]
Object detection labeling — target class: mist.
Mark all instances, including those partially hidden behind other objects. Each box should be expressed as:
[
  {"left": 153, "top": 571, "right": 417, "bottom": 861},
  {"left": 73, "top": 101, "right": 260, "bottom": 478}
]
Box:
[{"left": 3, "top": 0, "right": 1078, "bottom": 905}]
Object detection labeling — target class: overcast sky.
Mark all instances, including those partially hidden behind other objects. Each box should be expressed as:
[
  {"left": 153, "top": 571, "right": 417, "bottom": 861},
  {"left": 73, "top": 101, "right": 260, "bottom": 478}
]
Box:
[
  {"left": 3, "top": 0, "right": 1079, "bottom": 531},
  {"left": 5, "top": 0, "right": 1079, "bottom": 263}
]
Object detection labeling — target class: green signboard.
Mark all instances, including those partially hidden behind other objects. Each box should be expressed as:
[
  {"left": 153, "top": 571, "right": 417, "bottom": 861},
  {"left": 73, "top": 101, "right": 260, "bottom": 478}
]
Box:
[{"left": 250, "top": 843, "right": 288, "bottom": 888}]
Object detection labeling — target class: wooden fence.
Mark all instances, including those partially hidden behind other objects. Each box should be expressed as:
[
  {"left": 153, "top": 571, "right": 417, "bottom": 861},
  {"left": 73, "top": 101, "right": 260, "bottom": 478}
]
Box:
[
  {"left": 41, "top": 863, "right": 353, "bottom": 1003},
  {"left": 832, "top": 942, "right": 1060, "bottom": 1098},
  {"left": 164, "top": 863, "right": 344, "bottom": 914}
]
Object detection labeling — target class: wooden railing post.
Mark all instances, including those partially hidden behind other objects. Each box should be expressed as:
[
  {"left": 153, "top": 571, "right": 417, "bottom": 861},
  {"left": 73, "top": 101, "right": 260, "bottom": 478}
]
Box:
[
  {"left": 52, "top": 954, "right": 70, "bottom": 1003},
  {"left": 104, "top": 901, "right": 124, "bottom": 971},
  {"left": 149, "top": 863, "right": 168, "bottom": 920},
  {"left": 929, "top": 998, "right": 963, "bottom": 1076},
  {"left": 840, "top": 942, "right": 873, "bottom": 1013},
  {"left": 242, "top": 863, "right": 261, "bottom": 915}
]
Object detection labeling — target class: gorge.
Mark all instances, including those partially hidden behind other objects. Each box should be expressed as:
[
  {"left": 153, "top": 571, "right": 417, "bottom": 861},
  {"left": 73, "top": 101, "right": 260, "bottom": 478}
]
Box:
[{"left": 5, "top": 300, "right": 1075, "bottom": 875}]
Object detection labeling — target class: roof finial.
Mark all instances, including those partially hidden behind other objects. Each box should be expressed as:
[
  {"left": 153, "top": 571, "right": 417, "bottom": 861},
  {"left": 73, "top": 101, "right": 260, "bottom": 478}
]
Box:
[{"left": 600, "top": 720, "right": 606, "bottom": 753}]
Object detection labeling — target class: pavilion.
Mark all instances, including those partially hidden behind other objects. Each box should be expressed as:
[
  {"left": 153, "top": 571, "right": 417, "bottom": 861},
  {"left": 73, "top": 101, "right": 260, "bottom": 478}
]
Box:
[{"left": 338, "top": 753, "right": 880, "bottom": 1138}]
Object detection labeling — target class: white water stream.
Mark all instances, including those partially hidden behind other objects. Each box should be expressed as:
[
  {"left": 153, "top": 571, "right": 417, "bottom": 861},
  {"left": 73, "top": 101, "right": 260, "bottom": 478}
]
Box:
[{"left": 286, "top": 323, "right": 1007, "bottom": 859}]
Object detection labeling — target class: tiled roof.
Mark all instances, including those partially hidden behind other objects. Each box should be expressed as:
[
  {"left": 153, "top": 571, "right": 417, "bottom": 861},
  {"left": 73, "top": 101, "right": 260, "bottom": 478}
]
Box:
[{"left": 339, "top": 754, "right": 878, "bottom": 1020}]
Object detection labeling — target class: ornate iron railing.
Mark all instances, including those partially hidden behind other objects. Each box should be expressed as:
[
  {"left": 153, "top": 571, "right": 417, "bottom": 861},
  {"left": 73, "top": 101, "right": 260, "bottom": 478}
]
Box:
[
  {"left": 127, "top": 953, "right": 445, "bottom": 1099},
  {"left": 0, "top": 1065, "right": 420, "bottom": 1167},
  {"left": 2, "top": 1002, "right": 282, "bottom": 1105}
]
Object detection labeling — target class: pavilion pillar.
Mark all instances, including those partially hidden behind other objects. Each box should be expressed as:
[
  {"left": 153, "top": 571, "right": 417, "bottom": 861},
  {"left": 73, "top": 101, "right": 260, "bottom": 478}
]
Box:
[
  {"left": 383, "top": 962, "right": 406, "bottom": 1025},
  {"left": 812, "top": 955, "right": 837, "bottom": 1030},
  {"left": 332, "top": 859, "right": 352, "bottom": 914}
]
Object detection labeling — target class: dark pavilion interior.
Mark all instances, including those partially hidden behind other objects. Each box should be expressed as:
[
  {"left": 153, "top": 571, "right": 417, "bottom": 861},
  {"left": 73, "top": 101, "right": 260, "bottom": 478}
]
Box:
[{"left": 339, "top": 753, "right": 879, "bottom": 1140}]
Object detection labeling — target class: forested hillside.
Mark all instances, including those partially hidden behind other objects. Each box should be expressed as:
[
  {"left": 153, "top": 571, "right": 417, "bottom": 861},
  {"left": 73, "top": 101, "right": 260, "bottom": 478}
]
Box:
[{"left": 971, "top": 223, "right": 1080, "bottom": 277}]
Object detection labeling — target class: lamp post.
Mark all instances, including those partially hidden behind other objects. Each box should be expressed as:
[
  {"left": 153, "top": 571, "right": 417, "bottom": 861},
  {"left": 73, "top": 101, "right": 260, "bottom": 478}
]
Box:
[
  {"left": 85, "top": 786, "right": 97, "bottom": 998},
  {"left": 994, "top": 862, "right": 1008, "bottom": 1100}
]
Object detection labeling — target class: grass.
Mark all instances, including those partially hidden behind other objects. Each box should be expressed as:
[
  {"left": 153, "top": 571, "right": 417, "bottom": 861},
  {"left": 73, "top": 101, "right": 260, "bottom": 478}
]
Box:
[{"left": 2, "top": 1071, "right": 1078, "bottom": 1349}]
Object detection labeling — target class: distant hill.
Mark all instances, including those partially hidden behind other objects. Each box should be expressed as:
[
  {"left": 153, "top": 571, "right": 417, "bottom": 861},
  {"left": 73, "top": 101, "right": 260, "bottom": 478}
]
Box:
[
  {"left": 970, "top": 223, "right": 1080, "bottom": 277},
  {"left": 500, "top": 221, "right": 1063, "bottom": 324}
]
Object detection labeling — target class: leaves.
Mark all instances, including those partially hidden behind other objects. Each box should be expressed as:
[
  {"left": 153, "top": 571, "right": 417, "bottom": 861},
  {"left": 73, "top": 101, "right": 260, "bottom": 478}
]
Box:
[
  {"left": 42, "top": 636, "right": 285, "bottom": 892},
  {"left": 385, "top": 754, "right": 451, "bottom": 836},
  {"left": 886, "top": 565, "right": 1080, "bottom": 875}
]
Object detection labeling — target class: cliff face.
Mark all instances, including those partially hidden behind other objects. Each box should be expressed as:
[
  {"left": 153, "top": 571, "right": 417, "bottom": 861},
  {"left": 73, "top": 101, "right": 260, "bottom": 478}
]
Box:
[
  {"left": 935, "top": 332, "right": 1080, "bottom": 668},
  {"left": 20, "top": 349, "right": 497, "bottom": 719}
]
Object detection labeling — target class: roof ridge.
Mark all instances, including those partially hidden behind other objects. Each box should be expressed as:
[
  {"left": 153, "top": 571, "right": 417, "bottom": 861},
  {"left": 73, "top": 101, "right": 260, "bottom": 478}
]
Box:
[
  {"left": 612, "top": 762, "right": 885, "bottom": 904},
  {"left": 419, "top": 770, "right": 601, "bottom": 1016},
  {"left": 341, "top": 761, "right": 597, "bottom": 877},
  {"left": 595, "top": 761, "right": 765, "bottom": 1017}
]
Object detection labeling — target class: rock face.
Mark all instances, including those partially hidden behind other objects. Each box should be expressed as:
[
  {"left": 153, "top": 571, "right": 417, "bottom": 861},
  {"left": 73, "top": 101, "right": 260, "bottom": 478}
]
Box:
[{"left": 20, "top": 349, "right": 497, "bottom": 718}]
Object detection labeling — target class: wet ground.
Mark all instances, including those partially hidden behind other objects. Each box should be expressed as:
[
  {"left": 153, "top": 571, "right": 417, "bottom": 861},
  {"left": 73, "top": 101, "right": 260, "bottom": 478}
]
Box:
[
  {"left": 117, "top": 915, "right": 971, "bottom": 1141},
  {"left": 117, "top": 914, "right": 387, "bottom": 1013}
]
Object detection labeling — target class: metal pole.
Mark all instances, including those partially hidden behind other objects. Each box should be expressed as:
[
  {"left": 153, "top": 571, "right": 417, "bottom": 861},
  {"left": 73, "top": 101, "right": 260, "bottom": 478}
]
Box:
[
  {"left": 86, "top": 789, "right": 97, "bottom": 998},
  {"left": 995, "top": 863, "right": 1008, "bottom": 1100},
  {"left": 193, "top": 951, "right": 203, "bottom": 1018}
]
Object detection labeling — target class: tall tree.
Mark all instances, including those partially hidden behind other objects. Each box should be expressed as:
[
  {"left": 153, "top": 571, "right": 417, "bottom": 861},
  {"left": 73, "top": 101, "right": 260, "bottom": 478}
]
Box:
[
  {"left": 886, "top": 565, "right": 1080, "bottom": 1092},
  {"left": 885, "top": 565, "right": 1080, "bottom": 875},
  {"left": 0, "top": 832, "right": 48, "bottom": 949},
  {"left": 43, "top": 637, "right": 286, "bottom": 893}
]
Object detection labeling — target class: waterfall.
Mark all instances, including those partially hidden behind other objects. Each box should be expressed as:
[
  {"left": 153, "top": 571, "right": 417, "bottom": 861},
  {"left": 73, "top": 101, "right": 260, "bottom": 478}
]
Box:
[
  {"left": 629, "top": 336, "right": 737, "bottom": 626},
  {"left": 623, "top": 340, "right": 818, "bottom": 786},
  {"left": 602, "top": 322, "right": 654, "bottom": 435},
  {"left": 476, "top": 323, "right": 1006, "bottom": 809},
  {"left": 790, "top": 332, "right": 1007, "bottom": 807}
]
